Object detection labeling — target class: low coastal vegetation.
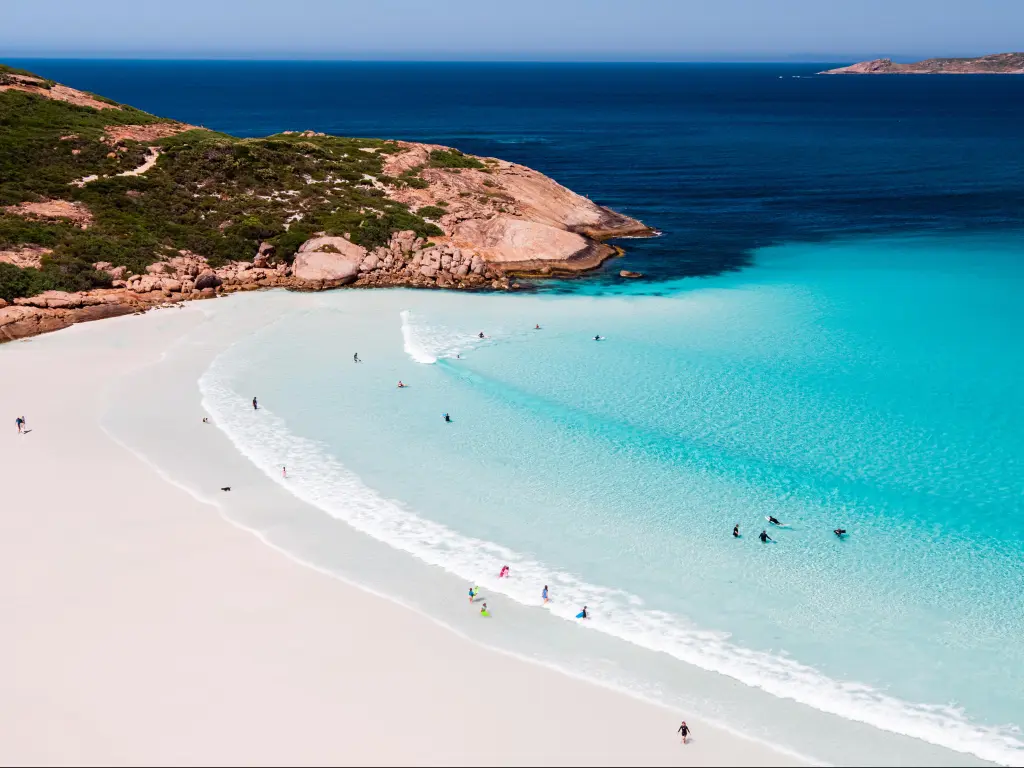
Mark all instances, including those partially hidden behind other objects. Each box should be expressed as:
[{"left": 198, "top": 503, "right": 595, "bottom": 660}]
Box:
[{"left": 0, "top": 65, "right": 444, "bottom": 301}]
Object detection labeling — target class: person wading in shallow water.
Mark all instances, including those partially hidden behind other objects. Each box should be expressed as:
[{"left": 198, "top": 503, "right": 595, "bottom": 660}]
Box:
[{"left": 252, "top": 396, "right": 258, "bottom": 410}]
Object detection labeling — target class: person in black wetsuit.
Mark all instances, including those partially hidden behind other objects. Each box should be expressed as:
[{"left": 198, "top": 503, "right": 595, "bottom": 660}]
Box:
[
  {"left": 759, "top": 530, "right": 772, "bottom": 543},
  {"left": 478, "top": 332, "right": 485, "bottom": 339},
  {"left": 834, "top": 528, "right": 847, "bottom": 538},
  {"left": 733, "top": 524, "right": 741, "bottom": 538},
  {"left": 353, "top": 352, "right": 360, "bottom": 363},
  {"left": 677, "top": 720, "right": 691, "bottom": 744},
  {"left": 767, "top": 515, "right": 782, "bottom": 526},
  {"left": 443, "top": 413, "right": 452, "bottom": 423},
  {"left": 252, "top": 396, "right": 258, "bottom": 410}
]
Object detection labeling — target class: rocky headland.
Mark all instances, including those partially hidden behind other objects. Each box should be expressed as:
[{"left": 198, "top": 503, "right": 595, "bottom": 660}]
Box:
[
  {"left": 0, "top": 65, "right": 651, "bottom": 342},
  {"left": 820, "top": 52, "right": 1024, "bottom": 75}
]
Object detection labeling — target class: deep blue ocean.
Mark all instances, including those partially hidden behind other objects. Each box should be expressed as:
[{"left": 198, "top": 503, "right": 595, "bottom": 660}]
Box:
[
  {"left": 25, "top": 60, "right": 1024, "bottom": 765},
  {"left": 14, "top": 60, "right": 1024, "bottom": 283}
]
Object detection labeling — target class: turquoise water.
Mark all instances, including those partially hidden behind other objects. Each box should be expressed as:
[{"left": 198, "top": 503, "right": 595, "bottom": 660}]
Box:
[{"left": 198, "top": 231, "right": 1024, "bottom": 765}]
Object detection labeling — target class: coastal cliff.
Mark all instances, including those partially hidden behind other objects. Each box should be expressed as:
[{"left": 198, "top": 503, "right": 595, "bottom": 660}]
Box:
[
  {"left": 820, "top": 52, "right": 1024, "bottom": 75},
  {"left": 0, "top": 64, "right": 650, "bottom": 342}
]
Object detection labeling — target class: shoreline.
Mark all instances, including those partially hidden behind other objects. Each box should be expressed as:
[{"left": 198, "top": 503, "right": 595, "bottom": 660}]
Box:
[
  {"left": 0, "top": 294, "right": 800, "bottom": 766},
  {"left": 0, "top": 222, "right": 655, "bottom": 345}
]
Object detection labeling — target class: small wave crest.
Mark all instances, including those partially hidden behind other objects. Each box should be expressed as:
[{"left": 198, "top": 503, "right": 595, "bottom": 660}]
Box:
[
  {"left": 199, "top": 360, "right": 1024, "bottom": 766},
  {"left": 400, "top": 309, "right": 489, "bottom": 364}
]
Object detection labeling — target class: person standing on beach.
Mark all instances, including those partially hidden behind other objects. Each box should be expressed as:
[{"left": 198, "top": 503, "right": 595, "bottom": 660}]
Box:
[
  {"left": 677, "top": 720, "right": 690, "bottom": 744},
  {"left": 252, "top": 396, "right": 258, "bottom": 410},
  {"left": 15, "top": 416, "right": 24, "bottom": 434},
  {"left": 542, "top": 585, "right": 549, "bottom": 604}
]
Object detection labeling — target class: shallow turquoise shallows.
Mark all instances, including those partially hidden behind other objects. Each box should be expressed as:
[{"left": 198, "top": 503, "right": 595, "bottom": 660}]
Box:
[{"left": 200, "top": 231, "right": 1024, "bottom": 765}]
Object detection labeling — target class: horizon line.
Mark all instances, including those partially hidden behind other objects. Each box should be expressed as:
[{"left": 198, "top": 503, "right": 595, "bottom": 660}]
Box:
[{"left": 1, "top": 55, "right": 921, "bottom": 65}]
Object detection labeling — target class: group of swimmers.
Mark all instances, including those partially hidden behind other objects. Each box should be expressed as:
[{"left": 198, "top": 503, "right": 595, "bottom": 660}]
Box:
[
  {"left": 468, "top": 565, "right": 589, "bottom": 621},
  {"left": 732, "top": 517, "right": 848, "bottom": 543}
]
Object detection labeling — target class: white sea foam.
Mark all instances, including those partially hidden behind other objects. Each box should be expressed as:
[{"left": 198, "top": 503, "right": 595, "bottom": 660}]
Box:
[
  {"left": 200, "top": 357, "right": 1024, "bottom": 767},
  {"left": 400, "top": 309, "right": 491, "bottom": 364}
]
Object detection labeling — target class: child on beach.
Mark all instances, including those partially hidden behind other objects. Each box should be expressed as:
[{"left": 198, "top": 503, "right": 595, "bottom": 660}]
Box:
[{"left": 677, "top": 720, "right": 690, "bottom": 744}]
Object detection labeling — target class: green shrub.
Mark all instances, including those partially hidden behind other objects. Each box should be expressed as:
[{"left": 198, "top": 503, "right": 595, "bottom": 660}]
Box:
[
  {"left": 428, "top": 149, "right": 484, "bottom": 170},
  {"left": 416, "top": 205, "right": 447, "bottom": 220}
]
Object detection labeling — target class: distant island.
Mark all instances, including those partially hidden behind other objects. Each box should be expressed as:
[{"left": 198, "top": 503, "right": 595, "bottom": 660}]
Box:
[
  {"left": 0, "top": 63, "right": 651, "bottom": 341},
  {"left": 819, "top": 52, "right": 1024, "bottom": 75}
]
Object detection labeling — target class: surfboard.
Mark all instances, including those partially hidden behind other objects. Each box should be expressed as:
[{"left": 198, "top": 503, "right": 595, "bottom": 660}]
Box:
[{"left": 576, "top": 611, "right": 586, "bottom": 619}]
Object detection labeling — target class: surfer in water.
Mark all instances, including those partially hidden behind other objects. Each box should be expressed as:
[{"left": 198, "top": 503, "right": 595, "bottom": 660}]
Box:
[
  {"left": 478, "top": 332, "right": 485, "bottom": 339},
  {"left": 443, "top": 413, "right": 452, "bottom": 423},
  {"left": 578, "top": 606, "right": 589, "bottom": 619},
  {"left": 397, "top": 381, "right": 406, "bottom": 388},
  {"left": 534, "top": 324, "right": 541, "bottom": 330},
  {"left": 834, "top": 528, "right": 847, "bottom": 538},
  {"left": 353, "top": 352, "right": 360, "bottom": 363},
  {"left": 767, "top": 515, "right": 782, "bottom": 526},
  {"left": 759, "top": 530, "right": 772, "bottom": 543},
  {"left": 593, "top": 335, "right": 603, "bottom": 341},
  {"left": 733, "top": 524, "right": 740, "bottom": 538}
]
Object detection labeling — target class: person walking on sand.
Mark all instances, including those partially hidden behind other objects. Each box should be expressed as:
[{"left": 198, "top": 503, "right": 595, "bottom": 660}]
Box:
[
  {"left": 677, "top": 720, "right": 690, "bottom": 744},
  {"left": 252, "top": 396, "right": 258, "bottom": 410},
  {"left": 15, "top": 416, "right": 24, "bottom": 434}
]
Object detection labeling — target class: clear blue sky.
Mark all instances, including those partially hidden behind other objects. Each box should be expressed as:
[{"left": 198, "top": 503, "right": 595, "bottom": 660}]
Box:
[{"left": 3, "top": 0, "right": 1021, "bottom": 61}]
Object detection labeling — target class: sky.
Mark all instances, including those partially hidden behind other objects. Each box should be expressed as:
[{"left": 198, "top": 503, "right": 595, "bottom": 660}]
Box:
[{"left": 2, "top": 0, "right": 1022, "bottom": 61}]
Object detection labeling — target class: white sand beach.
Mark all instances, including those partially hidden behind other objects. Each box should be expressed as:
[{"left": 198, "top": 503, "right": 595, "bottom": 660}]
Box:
[{"left": 0, "top": 296, "right": 801, "bottom": 767}]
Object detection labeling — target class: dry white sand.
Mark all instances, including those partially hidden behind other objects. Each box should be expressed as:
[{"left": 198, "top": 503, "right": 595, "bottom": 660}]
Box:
[{"left": 0, "top": 301, "right": 801, "bottom": 766}]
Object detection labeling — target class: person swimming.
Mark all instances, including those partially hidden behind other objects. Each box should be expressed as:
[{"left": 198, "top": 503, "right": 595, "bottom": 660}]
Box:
[
  {"left": 759, "top": 530, "right": 772, "bottom": 543},
  {"left": 834, "top": 528, "right": 847, "bottom": 537},
  {"left": 767, "top": 515, "right": 782, "bottom": 526},
  {"left": 733, "top": 524, "right": 740, "bottom": 538},
  {"left": 397, "top": 381, "right": 406, "bottom": 388},
  {"left": 443, "top": 413, "right": 452, "bottom": 423},
  {"left": 593, "top": 335, "right": 603, "bottom": 341},
  {"left": 478, "top": 332, "right": 485, "bottom": 339},
  {"left": 534, "top": 324, "right": 541, "bottom": 330}
]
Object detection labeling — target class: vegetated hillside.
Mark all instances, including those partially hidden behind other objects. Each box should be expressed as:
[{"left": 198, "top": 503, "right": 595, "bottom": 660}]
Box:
[
  {"left": 0, "top": 64, "right": 445, "bottom": 301},
  {"left": 819, "top": 52, "right": 1024, "bottom": 75}
]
